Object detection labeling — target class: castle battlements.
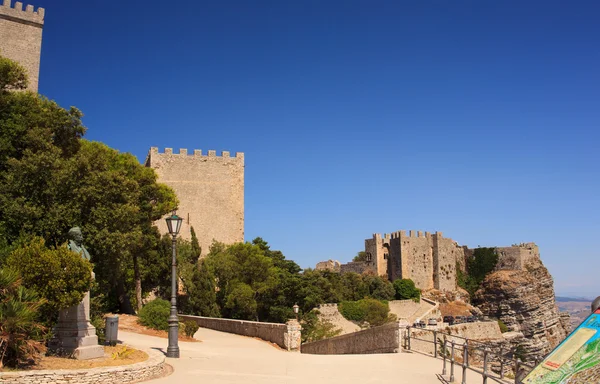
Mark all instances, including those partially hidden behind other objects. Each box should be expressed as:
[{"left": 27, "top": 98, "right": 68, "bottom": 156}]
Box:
[
  {"left": 148, "top": 147, "right": 244, "bottom": 161},
  {"left": 386, "top": 230, "right": 443, "bottom": 239},
  {"left": 0, "top": 0, "right": 45, "bottom": 25},
  {"left": 144, "top": 147, "right": 244, "bottom": 166}
]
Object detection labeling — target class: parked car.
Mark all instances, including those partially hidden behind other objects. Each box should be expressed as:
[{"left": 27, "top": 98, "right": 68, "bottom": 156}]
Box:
[
  {"left": 428, "top": 318, "right": 438, "bottom": 326},
  {"left": 467, "top": 316, "right": 476, "bottom": 323},
  {"left": 454, "top": 316, "right": 465, "bottom": 324},
  {"left": 443, "top": 316, "right": 455, "bottom": 325}
]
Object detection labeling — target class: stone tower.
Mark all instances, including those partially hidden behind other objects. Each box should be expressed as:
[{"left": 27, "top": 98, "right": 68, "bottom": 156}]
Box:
[
  {"left": 145, "top": 147, "right": 244, "bottom": 256},
  {"left": 0, "top": 0, "right": 45, "bottom": 92}
]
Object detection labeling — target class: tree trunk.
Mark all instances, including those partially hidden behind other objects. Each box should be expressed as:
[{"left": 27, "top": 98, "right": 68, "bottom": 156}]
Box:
[{"left": 133, "top": 253, "right": 142, "bottom": 312}]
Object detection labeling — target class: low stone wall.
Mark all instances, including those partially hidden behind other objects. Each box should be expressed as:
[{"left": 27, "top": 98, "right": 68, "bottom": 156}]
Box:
[
  {"left": 180, "top": 315, "right": 300, "bottom": 351},
  {"left": 301, "top": 321, "right": 400, "bottom": 355},
  {"left": 408, "top": 321, "right": 503, "bottom": 355},
  {"left": 0, "top": 347, "right": 165, "bottom": 384}
]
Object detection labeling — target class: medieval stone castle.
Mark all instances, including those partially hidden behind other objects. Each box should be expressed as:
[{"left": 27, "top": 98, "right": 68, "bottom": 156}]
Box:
[
  {"left": 317, "top": 230, "right": 540, "bottom": 292},
  {"left": 0, "top": 2, "right": 245, "bottom": 253},
  {"left": 0, "top": 0, "right": 44, "bottom": 92}
]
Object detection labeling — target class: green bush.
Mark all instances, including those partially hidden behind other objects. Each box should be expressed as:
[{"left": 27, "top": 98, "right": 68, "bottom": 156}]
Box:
[
  {"left": 339, "top": 300, "right": 366, "bottom": 321},
  {"left": 183, "top": 320, "right": 200, "bottom": 338},
  {"left": 138, "top": 299, "right": 170, "bottom": 331},
  {"left": 7, "top": 237, "right": 92, "bottom": 313},
  {"left": 393, "top": 278, "right": 421, "bottom": 301},
  {"left": 339, "top": 298, "right": 393, "bottom": 327},
  {"left": 498, "top": 319, "right": 509, "bottom": 333}
]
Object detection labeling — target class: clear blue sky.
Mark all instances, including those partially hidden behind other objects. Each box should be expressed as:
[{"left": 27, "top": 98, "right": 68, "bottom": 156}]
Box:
[{"left": 32, "top": 0, "right": 599, "bottom": 298}]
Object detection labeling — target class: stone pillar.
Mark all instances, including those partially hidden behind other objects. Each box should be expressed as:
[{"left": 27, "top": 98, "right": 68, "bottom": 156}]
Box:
[
  {"left": 285, "top": 319, "right": 301, "bottom": 352},
  {"left": 49, "top": 291, "right": 104, "bottom": 359}
]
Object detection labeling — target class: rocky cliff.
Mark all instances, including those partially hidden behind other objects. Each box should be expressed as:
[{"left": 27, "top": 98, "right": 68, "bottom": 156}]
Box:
[{"left": 473, "top": 255, "right": 570, "bottom": 359}]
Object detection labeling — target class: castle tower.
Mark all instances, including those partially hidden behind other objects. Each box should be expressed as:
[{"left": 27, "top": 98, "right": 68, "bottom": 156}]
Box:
[
  {"left": 0, "top": 0, "right": 45, "bottom": 92},
  {"left": 145, "top": 147, "right": 244, "bottom": 256}
]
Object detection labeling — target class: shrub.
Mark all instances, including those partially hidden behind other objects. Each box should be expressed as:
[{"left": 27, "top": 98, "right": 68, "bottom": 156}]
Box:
[
  {"left": 339, "top": 298, "right": 393, "bottom": 327},
  {"left": 339, "top": 300, "right": 366, "bottom": 321},
  {"left": 393, "top": 278, "right": 421, "bottom": 301},
  {"left": 0, "top": 268, "right": 47, "bottom": 368},
  {"left": 138, "top": 299, "right": 170, "bottom": 331},
  {"left": 498, "top": 319, "right": 509, "bottom": 333},
  {"left": 183, "top": 320, "right": 199, "bottom": 338},
  {"left": 7, "top": 237, "right": 92, "bottom": 314}
]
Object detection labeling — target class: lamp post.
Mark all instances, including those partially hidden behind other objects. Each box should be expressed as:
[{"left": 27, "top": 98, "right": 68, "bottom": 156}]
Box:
[
  {"left": 165, "top": 211, "right": 183, "bottom": 358},
  {"left": 293, "top": 303, "right": 299, "bottom": 321}
]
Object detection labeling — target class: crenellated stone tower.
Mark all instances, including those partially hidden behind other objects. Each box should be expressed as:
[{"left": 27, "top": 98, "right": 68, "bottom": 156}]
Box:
[
  {"left": 364, "top": 230, "right": 464, "bottom": 291},
  {"left": 0, "top": 0, "right": 45, "bottom": 92},
  {"left": 145, "top": 147, "right": 244, "bottom": 256}
]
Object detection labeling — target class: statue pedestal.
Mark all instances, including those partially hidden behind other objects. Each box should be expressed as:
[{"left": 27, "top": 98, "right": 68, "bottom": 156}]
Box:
[{"left": 49, "top": 291, "right": 104, "bottom": 360}]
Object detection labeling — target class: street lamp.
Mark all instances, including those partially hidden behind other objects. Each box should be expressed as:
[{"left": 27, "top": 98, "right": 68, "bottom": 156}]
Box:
[
  {"left": 165, "top": 211, "right": 183, "bottom": 358},
  {"left": 293, "top": 303, "right": 299, "bottom": 321}
]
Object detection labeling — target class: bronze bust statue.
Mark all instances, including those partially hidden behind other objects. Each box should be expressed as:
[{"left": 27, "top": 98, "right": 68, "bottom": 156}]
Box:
[{"left": 67, "top": 227, "right": 90, "bottom": 260}]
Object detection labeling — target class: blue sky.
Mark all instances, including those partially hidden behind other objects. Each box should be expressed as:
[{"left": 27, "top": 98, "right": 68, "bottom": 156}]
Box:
[{"left": 30, "top": 0, "right": 599, "bottom": 298}]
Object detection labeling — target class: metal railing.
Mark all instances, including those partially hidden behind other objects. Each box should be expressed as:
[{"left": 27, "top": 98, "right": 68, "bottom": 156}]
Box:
[{"left": 404, "top": 326, "right": 538, "bottom": 384}]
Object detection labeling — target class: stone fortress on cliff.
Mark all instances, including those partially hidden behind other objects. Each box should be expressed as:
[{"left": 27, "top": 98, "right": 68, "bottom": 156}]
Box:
[
  {"left": 0, "top": 0, "right": 45, "bottom": 92},
  {"left": 317, "top": 230, "right": 540, "bottom": 292},
  {"left": 145, "top": 147, "right": 245, "bottom": 256}
]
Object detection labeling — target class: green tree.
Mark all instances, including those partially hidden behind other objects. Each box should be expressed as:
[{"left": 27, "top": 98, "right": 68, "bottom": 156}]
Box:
[
  {"left": 190, "top": 226, "right": 201, "bottom": 260},
  {"left": 203, "top": 242, "right": 279, "bottom": 321},
  {"left": 0, "top": 55, "right": 28, "bottom": 92},
  {"left": 363, "top": 273, "right": 395, "bottom": 301},
  {"left": 393, "top": 278, "right": 421, "bottom": 301},
  {"left": 352, "top": 251, "right": 368, "bottom": 262},
  {"left": 180, "top": 259, "right": 220, "bottom": 317},
  {"left": 458, "top": 248, "right": 499, "bottom": 297}
]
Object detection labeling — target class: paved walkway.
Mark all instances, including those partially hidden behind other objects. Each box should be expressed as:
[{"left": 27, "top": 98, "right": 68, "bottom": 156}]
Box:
[{"left": 120, "top": 328, "right": 446, "bottom": 384}]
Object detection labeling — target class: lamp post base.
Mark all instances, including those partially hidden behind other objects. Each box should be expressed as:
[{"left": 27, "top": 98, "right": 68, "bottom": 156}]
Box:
[{"left": 166, "top": 346, "right": 180, "bottom": 358}]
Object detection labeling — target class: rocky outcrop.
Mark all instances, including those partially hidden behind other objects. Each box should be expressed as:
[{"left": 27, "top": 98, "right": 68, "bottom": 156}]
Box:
[{"left": 473, "top": 256, "right": 570, "bottom": 360}]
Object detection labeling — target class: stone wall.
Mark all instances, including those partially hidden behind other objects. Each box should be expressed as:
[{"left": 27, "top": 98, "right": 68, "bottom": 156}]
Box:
[
  {"left": 408, "top": 321, "right": 504, "bottom": 355},
  {"left": 495, "top": 243, "right": 539, "bottom": 271},
  {"left": 339, "top": 260, "right": 375, "bottom": 275},
  {"left": 315, "top": 259, "right": 341, "bottom": 272},
  {"left": 0, "top": 0, "right": 44, "bottom": 92},
  {"left": 0, "top": 347, "right": 165, "bottom": 384},
  {"left": 179, "top": 315, "right": 300, "bottom": 351},
  {"left": 145, "top": 147, "right": 244, "bottom": 255},
  {"left": 301, "top": 321, "right": 400, "bottom": 355}
]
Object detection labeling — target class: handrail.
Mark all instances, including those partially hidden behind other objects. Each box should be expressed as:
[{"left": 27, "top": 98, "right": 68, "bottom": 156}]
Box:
[{"left": 403, "top": 326, "right": 538, "bottom": 384}]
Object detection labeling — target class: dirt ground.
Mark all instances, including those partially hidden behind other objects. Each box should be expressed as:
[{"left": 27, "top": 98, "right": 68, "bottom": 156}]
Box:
[
  {"left": 30, "top": 346, "right": 147, "bottom": 370},
  {"left": 439, "top": 301, "right": 473, "bottom": 316},
  {"left": 115, "top": 313, "right": 200, "bottom": 342}
]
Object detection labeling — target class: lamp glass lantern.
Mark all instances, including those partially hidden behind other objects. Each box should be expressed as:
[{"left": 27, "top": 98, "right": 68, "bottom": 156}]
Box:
[
  {"left": 165, "top": 211, "right": 183, "bottom": 236},
  {"left": 293, "top": 303, "right": 299, "bottom": 320}
]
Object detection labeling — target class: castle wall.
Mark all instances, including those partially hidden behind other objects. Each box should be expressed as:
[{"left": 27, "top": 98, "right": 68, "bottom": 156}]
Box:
[
  {"left": 496, "top": 243, "right": 539, "bottom": 270},
  {"left": 432, "top": 233, "right": 463, "bottom": 291},
  {"left": 339, "top": 261, "right": 375, "bottom": 275},
  {"left": 399, "top": 230, "right": 435, "bottom": 290},
  {"left": 145, "top": 147, "right": 244, "bottom": 256},
  {"left": 364, "top": 234, "right": 387, "bottom": 277},
  {"left": 315, "top": 260, "right": 341, "bottom": 272},
  {"left": 0, "top": 1, "right": 44, "bottom": 92}
]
